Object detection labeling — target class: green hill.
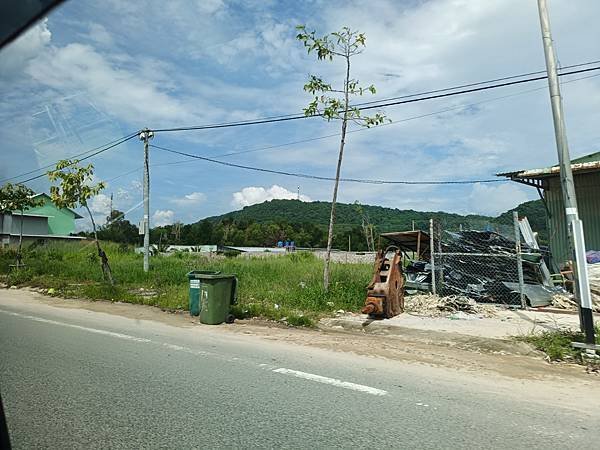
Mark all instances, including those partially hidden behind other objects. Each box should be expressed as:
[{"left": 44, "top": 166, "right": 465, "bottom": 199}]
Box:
[
  {"left": 205, "top": 199, "right": 539, "bottom": 233},
  {"left": 151, "top": 199, "right": 547, "bottom": 250}
]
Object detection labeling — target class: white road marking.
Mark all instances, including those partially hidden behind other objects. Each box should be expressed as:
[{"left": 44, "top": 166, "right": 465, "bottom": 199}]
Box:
[
  {"left": 2, "top": 308, "right": 391, "bottom": 397},
  {"left": 163, "top": 343, "right": 188, "bottom": 352},
  {"left": 0, "top": 309, "right": 151, "bottom": 343},
  {"left": 272, "top": 368, "right": 388, "bottom": 396}
]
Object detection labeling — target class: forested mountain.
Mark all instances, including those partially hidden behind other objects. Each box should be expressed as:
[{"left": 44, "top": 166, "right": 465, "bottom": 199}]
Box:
[
  {"left": 205, "top": 200, "right": 496, "bottom": 232},
  {"left": 144, "top": 199, "right": 547, "bottom": 251},
  {"left": 495, "top": 199, "right": 547, "bottom": 238}
]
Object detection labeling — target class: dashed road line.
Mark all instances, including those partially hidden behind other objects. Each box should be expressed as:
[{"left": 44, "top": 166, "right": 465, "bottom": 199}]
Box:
[
  {"left": 0, "top": 309, "right": 151, "bottom": 343},
  {"left": 272, "top": 368, "right": 388, "bottom": 396},
  {"left": 1, "top": 308, "right": 389, "bottom": 397}
]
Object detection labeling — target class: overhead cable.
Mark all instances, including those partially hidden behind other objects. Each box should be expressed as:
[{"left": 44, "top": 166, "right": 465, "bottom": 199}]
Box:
[
  {"left": 2, "top": 132, "right": 139, "bottom": 184},
  {"left": 103, "top": 71, "right": 600, "bottom": 183},
  {"left": 150, "top": 143, "right": 505, "bottom": 185},
  {"left": 151, "top": 63, "right": 600, "bottom": 133}
]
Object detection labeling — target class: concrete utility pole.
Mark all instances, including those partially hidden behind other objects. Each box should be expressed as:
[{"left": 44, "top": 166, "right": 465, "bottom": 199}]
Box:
[
  {"left": 537, "top": 0, "right": 595, "bottom": 344},
  {"left": 139, "top": 128, "right": 154, "bottom": 273}
]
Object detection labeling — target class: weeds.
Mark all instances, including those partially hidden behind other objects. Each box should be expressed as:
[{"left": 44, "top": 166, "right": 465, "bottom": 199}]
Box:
[
  {"left": 1, "top": 242, "right": 370, "bottom": 326},
  {"left": 516, "top": 326, "right": 600, "bottom": 362}
]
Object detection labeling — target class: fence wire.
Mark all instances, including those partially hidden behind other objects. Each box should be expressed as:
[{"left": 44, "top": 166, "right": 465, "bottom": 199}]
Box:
[{"left": 430, "top": 218, "right": 526, "bottom": 306}]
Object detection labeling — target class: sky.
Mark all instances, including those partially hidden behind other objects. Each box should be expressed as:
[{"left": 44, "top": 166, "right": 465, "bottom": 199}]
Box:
[{"left": 1, "top": 0, "right": 599, "bottom": 230}]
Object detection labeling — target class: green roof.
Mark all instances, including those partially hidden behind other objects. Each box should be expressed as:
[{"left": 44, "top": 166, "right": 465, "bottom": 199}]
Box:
[
  {"left": 571, "top": 151, "right": 600, "bottom": 164},
  {"left": 31, "top": 193, "right": 83, "bottom": 219}
]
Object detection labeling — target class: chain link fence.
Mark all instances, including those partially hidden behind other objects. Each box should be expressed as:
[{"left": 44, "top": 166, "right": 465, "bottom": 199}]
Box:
[{"left": 429, "top": 216, "right": 527, "bottom": 306}]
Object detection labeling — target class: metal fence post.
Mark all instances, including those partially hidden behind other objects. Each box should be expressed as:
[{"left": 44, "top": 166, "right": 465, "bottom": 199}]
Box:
[
  {"left": 437, "top": 221, "right": 444, "bottom": 295},
  {"left": 513, "top": 211, "right": 526, "bottom": 309},
  {"left": 429, "top": 218, "right": 436, "bottom": 295}
]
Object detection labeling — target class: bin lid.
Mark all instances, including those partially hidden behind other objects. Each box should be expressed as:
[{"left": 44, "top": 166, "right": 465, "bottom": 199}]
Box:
[{"left": 187, "top": 270, "right": 236, "bottom": 280}]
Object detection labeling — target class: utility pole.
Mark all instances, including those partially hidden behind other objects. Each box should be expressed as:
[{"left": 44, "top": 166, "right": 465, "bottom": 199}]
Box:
[
  {"left": 537, "top": 0, "right": 595, "bottom": 345},
  {"left": 139, "top": 128, "right": 154, "bottom": 273}
]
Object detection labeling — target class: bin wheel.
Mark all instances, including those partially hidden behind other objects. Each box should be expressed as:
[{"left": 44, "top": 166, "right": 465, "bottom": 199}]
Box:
[{"left": 225, "top": 314, "right": 235, "bottom": 324}]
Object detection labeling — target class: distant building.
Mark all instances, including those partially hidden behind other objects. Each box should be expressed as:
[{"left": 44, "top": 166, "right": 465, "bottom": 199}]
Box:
[
  {"left": 0, "top": 193, "right": 84, "bottom": 245},
  {"left": 498, "top": 151, "right": 600, "bottom": 267}
]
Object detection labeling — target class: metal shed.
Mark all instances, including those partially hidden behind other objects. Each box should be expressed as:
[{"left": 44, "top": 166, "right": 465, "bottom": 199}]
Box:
[{"left": 498, "top": 151, "right": 600, "bottom": 268}]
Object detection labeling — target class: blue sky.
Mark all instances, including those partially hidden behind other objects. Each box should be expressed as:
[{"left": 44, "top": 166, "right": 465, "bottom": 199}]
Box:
[{"left": 1, "top": 0, "right": 600, "bottom": 230}]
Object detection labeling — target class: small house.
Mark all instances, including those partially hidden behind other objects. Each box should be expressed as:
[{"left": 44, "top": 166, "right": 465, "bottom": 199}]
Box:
[{"left": 0, "top": 193, "right": 84, "bottom": 245}]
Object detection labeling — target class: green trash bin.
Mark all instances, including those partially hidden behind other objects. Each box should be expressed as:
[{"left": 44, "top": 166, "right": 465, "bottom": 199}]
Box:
[
  {"left": 188, "top": 271, "right": 237, "bottom": 324},
  {"left": 187, "top": 270, "right": 220, "bottom": 316}
]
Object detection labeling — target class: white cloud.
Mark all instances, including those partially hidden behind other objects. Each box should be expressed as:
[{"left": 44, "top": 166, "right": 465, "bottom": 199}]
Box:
[
  {"left": 87, "top": 23, "right": 114, "bottom": 46},
  {"left": 171, "top": 191, "right": 206, "bottom": 207},
  {"left": 24, "top": 43, "right": 196, "bottom": 126},
  {"left": 153, "top": 209, "right": 175, "bottom": 226},
  {"left": 116, "top": 187, "right": 131, "bottom": 201},
  {"left": 231, "top": 185, "right": 311, "bottom": 208},
  {"left": 0, "top": 19, "right": 51, "bottom": 79},
  {"left": 89, "top": 194, "right": 112, "bottom": 217},
  {"left": 467, "top": 183, "right": 531, "bottom": 216}
]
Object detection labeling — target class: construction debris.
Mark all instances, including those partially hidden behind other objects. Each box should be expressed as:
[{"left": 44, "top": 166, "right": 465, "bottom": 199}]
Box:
[
  {"left": 551, "top": 293, "right": 578, "bottom": 310},
  {"left": 404, "top": 294, "right": 497, "bottom": 317}
]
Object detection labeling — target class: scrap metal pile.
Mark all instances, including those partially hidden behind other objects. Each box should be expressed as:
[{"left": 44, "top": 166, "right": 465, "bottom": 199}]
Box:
[
  {"left": 409, "top": 230, "right": 546, "bottom": 305},
  {"left": 439, "top": 231, "right": 538, "bottom": 304}
]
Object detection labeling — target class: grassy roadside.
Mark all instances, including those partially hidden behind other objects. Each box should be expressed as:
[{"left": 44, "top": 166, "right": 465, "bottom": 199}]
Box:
[
  {"left": 0, "top": 242, "right": 372, "bottom": 326},
  {"left": 515, "top": 327, "right": 600, "bottom": 363}
]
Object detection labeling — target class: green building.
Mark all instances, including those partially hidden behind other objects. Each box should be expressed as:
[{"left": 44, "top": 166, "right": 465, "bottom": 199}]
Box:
[
  {"left": 0, "top": 193, "right": 83, "bottom": 245},
  {"left": 499, "top": 152, "right": 600, "bottom": 269}
]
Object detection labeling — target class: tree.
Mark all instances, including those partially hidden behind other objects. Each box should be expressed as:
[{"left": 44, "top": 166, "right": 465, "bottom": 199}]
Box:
[
  {"left": 354, "top": 201, "right": 376, "bottom": 251},
  {"left": 0, "top": 182, "right": 43, "bottom": 267},
  {"left": 97, "top": 209, "right": 139, "bottom": 244},
  {"left": 47, "top": 160, "right": 114, "bottom": 284},
  {"left": 296, "top": 25, "right": 387, "bottom": 290}
]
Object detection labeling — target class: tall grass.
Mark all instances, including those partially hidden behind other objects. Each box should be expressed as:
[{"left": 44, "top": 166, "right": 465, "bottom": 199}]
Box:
[{"left": 0, "top": 241, "right": 372, "bottom": 325}]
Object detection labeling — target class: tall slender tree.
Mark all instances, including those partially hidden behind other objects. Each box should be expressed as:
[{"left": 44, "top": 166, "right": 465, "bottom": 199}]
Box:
[
  {"left": 296, "top": 25, "right": 387, "bottom": 290},
  {"left": 0, "top": 182, "right": 43, "bottom": 268},
  {"left": 47, "top": 160, "right": 114, "bottom": 284}
]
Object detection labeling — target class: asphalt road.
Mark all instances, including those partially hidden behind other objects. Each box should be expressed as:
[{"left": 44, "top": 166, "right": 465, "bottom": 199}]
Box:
[{"left": 0, "top": 293, "right": 598, "bottom": 449}]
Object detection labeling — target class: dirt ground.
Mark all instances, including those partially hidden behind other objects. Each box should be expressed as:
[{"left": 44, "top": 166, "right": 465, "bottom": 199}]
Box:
[{"left": 3, "top": 287, "right": 597, "bottom": 385}]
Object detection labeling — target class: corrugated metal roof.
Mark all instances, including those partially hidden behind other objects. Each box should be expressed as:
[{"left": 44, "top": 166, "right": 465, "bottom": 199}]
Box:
[
  {"left": 380, "top": 230, "right": 430, "bottom": 257},
  {"left": 497, "top": 151, "right": 600, "bottom": 180}
]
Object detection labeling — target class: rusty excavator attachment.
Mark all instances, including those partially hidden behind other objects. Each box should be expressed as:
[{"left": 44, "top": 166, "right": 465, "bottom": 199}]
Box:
[{"left": 362, "top": 246, "right": 405, "bottom": 319}]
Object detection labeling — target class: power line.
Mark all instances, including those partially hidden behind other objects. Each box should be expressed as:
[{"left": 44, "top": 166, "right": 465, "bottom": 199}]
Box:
[
  {"left": 150, "top": 63, "right": 600, "bottom": 133},
  {"left": 154, "top": 72, "right": 600, "bottom": 162},
  {"left": 352, "top": 59, "right": 600, "bottom": 107},
  {"left": 8, "top": 62, "right": 598, "bottom": 187},
  {"left": 150, "top": 143, "right": 506, "bottom": 185},
  {"left": 103, "top": 71, "right": 600, "bottom": 183},
  {"left": 356, "top": 65, "right": 600, "bottom": 112},
  {"left": 3, "top": 132, "right": 139, "bottom": 185}
]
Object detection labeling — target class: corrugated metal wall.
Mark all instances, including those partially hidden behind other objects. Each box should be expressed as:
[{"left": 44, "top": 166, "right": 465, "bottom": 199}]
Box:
[
  {"left": 10, "top": 215, "right": 49, "bottom": 236},
  {"left": 546, "top": 171, "right": 600, "bottom": 267}
]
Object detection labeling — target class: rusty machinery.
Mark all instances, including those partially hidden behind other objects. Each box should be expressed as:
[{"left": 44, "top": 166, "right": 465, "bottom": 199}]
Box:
[{"left": 362, "top": 245, "right": 405, "bottom": 319}]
